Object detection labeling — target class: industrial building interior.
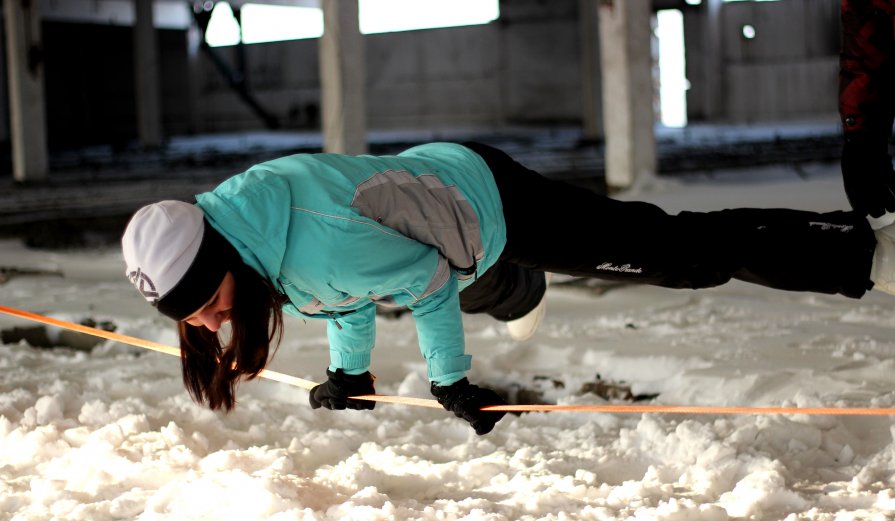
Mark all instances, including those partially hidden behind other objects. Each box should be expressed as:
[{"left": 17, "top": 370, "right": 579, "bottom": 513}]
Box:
[
  {"left": 10, "top": 2, "right": 895, "bottom": 519},
  {"left": 0, "top": 0, "right": 843, "bottom": 245}
]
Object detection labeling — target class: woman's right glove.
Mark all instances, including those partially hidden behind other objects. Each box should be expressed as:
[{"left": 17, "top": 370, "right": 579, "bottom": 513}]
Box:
[
  {"left": 430, "top": 378, "right": 507, "bottom": 435},
  {"left": 309, "top": 369, "right": 376, "bottom": 410}
]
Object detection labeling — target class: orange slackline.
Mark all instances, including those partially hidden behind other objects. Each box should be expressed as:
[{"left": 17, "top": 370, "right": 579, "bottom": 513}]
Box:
[
  {"left": 3, "top": 304, "right": 895, "bottom": 416},
  {"left": 0, "top": 305, "right": 320, "bottom": 393}
]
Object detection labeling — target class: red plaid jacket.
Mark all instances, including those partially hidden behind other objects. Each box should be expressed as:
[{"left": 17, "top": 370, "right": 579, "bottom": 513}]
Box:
[{"left": 840, "top": 0, "right": 895, "bottom": 138}]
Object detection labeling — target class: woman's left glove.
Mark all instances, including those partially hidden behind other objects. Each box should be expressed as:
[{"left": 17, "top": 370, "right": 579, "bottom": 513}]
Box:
[
  {"left": 431, "top": 378, "right": 507, "bottom": 435},
  {"left": 309, "top": 369, "right": 376, "bottom": 410}
]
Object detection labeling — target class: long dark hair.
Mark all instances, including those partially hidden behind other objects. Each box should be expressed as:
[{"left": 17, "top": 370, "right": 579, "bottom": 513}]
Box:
[{"left": 177, "top": 261, "right": 287, "bottom": 411}]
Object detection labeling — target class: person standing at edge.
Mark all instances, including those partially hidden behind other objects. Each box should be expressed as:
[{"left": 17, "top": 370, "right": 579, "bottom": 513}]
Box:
[
  {"left": 122, "top": 141, "right": 895, "bottom": 435},
  {"left": 840, "top": 0, "right": 895, "bottom": 226}
]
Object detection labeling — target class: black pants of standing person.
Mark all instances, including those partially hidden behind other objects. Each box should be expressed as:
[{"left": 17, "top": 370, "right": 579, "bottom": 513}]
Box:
[{"left": 458, "top": 142, "right": 878, "bottom": 322}]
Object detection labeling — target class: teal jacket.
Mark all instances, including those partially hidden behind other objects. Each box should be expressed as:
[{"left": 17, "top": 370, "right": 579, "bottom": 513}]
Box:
[{"left": 195, "top": 143, "right": 506, "bottom": 385}]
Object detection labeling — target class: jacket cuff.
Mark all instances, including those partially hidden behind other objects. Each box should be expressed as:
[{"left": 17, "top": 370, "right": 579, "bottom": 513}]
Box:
[
  {"left": 426, "top": 355, "right": 472, "bottom": 385},
  {"left": 329, "top": 350, "right": 371, "bottom": 373}
]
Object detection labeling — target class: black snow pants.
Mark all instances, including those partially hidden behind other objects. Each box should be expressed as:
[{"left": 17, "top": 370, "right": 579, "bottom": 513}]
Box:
[{"left": 459, "top": 142, "right": 877, "bottom": 321}]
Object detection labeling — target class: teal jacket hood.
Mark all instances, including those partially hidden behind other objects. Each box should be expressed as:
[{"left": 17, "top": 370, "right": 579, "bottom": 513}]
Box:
[{"left": 196, "top": 167, "right": 295, "bottom": 300}]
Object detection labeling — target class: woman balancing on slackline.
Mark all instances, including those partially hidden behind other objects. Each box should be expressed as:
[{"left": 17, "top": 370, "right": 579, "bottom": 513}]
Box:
[{"left": 121, "top": 142, "right": 893, "bottom": 435}]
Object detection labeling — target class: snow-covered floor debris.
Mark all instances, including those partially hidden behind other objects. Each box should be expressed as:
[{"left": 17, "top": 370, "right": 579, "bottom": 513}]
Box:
[{"left": 2, "top": 161, "right": 895, "bottom": 520}]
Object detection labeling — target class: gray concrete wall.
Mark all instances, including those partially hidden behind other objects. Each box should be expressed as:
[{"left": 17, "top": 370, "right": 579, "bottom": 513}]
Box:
[
  {"left": 366, "top": 25, "right": 503, "bottom": 129},
  {"left": 686, "top": 0, "right": 839, "bottom": 123},
  {"left": 724, "top": 0, "right": 838, "bottom": 122},
  {"left": 193, "top": 39, "right": 321, "bottom": 132},
  {"left": 190, "top": 0, "right": 584, "bottom": 133},
  {"left": 193, "top": 0, "right": 840, "bottom": 134},
  {"left": 32, "top": 0, "right": 846, "bottom": 145}
]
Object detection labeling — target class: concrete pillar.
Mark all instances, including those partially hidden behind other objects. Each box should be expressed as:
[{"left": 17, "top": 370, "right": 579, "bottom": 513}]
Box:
[
  {"left": 319, "top": 0, "right": 367, "bottom": 155},
  {"left": 579, "top": 0, "right": 604, "bottom": 142},
  {"left": 185, "top": 18, "right": 202, "bottom": 133},
  {"left": 598, "top": 0, "right": 656, "bottom": 190},
  {"left": 134, "top": 0, "right": 163, "bottom": 148},
  {"left": 703, "top": 0, "right": 724, "bottom": 120},
  {"left": 4, "top": 0, "right": 48, "bottom": 183}
]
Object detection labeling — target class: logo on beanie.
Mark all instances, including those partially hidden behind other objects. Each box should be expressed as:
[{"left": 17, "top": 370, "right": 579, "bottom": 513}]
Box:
[{"left": 127, "top": 267, "right": 160, "bottom": 304}]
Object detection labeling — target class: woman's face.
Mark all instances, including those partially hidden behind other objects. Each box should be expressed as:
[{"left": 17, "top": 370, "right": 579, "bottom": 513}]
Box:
[{"left": 184, "top": 272, "right": 235, "bottom": 332}]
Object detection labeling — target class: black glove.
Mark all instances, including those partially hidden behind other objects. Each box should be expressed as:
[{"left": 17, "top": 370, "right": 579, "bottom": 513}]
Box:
[
  {"left": 309, "top": 369, "right": 376, "bottom": 410},
  {"left": 842, "top": 136, "right": 895, "bottom": 218},
  {"left": 431, "top": 378, "right": 507, "bottom": 435}
]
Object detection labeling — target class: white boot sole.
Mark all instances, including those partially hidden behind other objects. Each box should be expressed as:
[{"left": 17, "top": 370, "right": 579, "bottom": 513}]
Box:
[
  {"left": 872, "top": 224, "right": 895, "bottom": 295},
  {"left": 506, "top": 273, "right": 551, "bottom": 341}
]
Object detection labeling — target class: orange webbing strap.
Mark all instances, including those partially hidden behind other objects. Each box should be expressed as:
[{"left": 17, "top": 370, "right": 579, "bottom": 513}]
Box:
[
  {"left": 0, "top": 304, "right": 318, "bottom": 392},
  {"left": 3, "top": 304, "right": 895, "bottom": 415},
  {"left": 480, "top": 404, "right": 895, "bottom": 415}
]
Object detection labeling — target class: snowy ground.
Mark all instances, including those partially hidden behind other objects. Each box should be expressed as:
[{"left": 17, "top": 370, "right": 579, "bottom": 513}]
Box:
[{"left": 3, "top": 161, "right": 895, "bottom": 520}]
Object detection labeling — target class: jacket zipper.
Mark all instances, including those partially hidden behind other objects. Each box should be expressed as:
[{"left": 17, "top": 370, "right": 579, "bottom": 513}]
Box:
[{"left": 323, "top": 309, "right": 357, "bottom": 329}]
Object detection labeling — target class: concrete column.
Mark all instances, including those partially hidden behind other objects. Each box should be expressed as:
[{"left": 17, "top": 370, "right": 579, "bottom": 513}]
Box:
[
  {"left": 598, "top": 0, "right": 656, "bottom": 190},
  {"left": 319, "top": 0, "right": 367, "bottom": 155},
  {"left": 185, "top": 19, "right": 202, "bottom": 133},
  {"left": 134, "top": 0, "right": 163, "bottom": 148},
  {"left": 579, "top": 0, "right": 604, "bottom": 142},
  {"left": 703, "top": 0, "right": 724, "bottom": 120},
  {"left": 4, "top": 0, "right": 48, "bottom": 183}
]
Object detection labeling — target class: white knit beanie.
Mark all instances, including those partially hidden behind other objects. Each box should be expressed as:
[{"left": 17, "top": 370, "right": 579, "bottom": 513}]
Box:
[{"left": 122, "top": 200, "right": 238, "bottom": 320}]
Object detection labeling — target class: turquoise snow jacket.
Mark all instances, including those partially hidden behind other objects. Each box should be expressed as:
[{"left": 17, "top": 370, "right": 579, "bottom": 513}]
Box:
[{"left": 195, "top": 143, "right": 506, "bottom": 386}]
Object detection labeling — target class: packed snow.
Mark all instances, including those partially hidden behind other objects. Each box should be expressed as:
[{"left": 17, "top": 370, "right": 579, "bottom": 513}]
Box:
[{"left": 3, "top": 161, "right": 895, "bottom": 520}]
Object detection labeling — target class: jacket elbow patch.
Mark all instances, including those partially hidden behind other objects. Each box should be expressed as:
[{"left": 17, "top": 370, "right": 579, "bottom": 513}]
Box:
[
  {"left": 351, "top": 170, "right": 484, "bottom": 275},
  {"left": 419, "top": 257, "right": 452, "bottom": 301}
]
